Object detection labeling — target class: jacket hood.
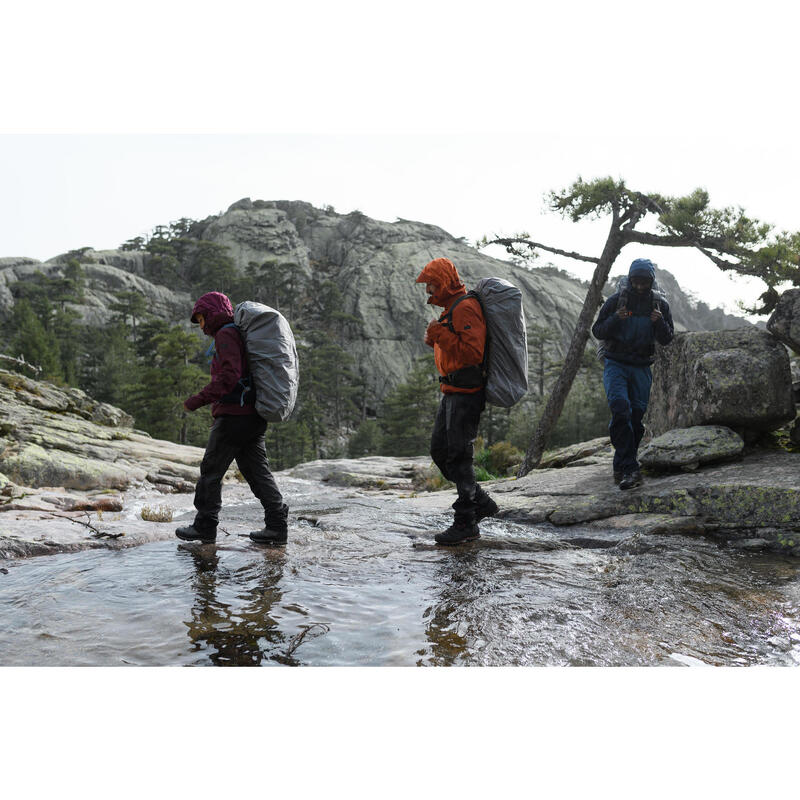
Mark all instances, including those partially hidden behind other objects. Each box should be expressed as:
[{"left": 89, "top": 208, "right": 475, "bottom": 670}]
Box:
[
  {"left": 628, "top": 258, "right": 656, "bottom": 282},
  {"left": 415, "top": 257, "right": 465, "bottom": 307},
  {"left": 191, "top": 291, "right": 234, "bottom": 334}
]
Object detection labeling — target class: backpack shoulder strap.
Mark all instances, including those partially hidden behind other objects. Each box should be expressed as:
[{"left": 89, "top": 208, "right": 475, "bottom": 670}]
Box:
[{"left": 440, "top": 291, "right": 480, "bottom": 332}]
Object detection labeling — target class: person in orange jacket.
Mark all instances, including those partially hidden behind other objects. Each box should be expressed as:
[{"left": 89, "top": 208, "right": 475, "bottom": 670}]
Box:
[{"left": 416, "top": 257, "right": 498, "bottom": 545}]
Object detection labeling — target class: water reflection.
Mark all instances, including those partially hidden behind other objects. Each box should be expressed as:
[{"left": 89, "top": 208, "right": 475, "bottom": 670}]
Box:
[
  {"left": 180, "top": 543, "right": 292, "bottom": 666},
  {"left": 422, "top": 550, "right": 479, "bottom": 666}
]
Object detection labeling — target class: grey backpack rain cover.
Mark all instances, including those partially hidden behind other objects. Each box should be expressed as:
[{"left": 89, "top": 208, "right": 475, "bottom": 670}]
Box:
[
  {"left": 234, "top": 301, "right": 299, "bottom": 422},
  {"left": 473, "top": 277, "right": 528, "bottom": 407}
]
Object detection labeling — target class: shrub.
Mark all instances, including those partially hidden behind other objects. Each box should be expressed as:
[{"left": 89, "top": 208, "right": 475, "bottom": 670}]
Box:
[{"left": 140, "top": 504, "right": 174, "bottom": 522}]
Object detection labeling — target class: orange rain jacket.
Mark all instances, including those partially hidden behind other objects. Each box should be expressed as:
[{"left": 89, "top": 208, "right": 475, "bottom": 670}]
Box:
[{"left": 416, "top": 257, "right": 486, "bottom": 395}]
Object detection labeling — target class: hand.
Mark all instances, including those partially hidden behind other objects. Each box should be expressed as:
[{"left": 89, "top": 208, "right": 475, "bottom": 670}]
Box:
[
  {"left": 650, "top": 308, "right": 663, "bottom": 323},
  {"left": 424, "top": 319, "right": 439, "bottom": 347},
  {"left": 183, "top": 400, "right": 192, "bottom": 411},
  {"left": 616, "top": 308, "right": 631, "bottom": 320}
]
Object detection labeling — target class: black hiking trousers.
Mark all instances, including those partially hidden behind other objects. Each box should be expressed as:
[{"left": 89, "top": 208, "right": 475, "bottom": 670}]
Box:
[
  {"left": 430, "top": 390, "right": 489, "bottom": 526},
  {"left": 193, "top": 414, "right": 285, "bottom": 533}
]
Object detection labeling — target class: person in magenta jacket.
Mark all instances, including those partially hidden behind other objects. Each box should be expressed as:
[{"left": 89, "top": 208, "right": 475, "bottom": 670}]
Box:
[{"left": 175, "top": 291, "right": 289, "bottom": 545}]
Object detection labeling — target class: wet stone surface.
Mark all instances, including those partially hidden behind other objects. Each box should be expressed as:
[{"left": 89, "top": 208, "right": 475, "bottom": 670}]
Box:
[{"left": 2, "top": 476, "right": 800, "bottom": 666}]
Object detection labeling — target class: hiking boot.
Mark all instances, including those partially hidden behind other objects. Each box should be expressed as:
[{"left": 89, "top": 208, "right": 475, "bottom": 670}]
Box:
[
  {"left": 434, "top": 522, "right": 480, "bottom": 546},
  {"left": 475, "top": 496, "right": 499, "bottom": 522},
  {"left": 613, "top": 471, "right": 623, "bottom": 485},
  {"left": 619, "top": 470, "right": 642, "bottom": 491},
  {"left": 249, "top": 522, "right": 288, "bottom": 545},
  {"left": 175, "top": 524, "right": 216, "bottom": 542}
]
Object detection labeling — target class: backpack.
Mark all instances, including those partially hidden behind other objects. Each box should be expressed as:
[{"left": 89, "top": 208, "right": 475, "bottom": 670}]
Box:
[
  {"left": 594, "top": 275, "right": 667, "bottom": 361},
  {"left": 233, "top": 301, "right": 299, "bottom": 422},
  {"left": 442, "top": 277, "right": 528, "bottom": 407}
]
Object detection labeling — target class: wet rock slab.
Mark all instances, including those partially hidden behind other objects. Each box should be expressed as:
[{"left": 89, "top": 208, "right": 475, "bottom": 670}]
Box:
[
  {"left": 639, "top": 425, "right": 744, "bottom": 470},
  {"left": 2, "top": 448, "right": 800, "bottom": 561}
]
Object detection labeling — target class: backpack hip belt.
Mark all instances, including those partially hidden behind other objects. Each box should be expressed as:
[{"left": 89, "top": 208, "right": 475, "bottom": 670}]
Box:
[{"left": 439, "top": 364, "right": 484, "bottom": 389}]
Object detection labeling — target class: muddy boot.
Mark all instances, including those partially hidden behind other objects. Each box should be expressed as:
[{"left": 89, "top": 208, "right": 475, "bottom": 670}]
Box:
[
  {"left": 175, "top": 524, "right": 216, "bottom": 542},
  {"left": 435, "top": 521, "right": 480, "bottom": 546},
  {"left": 250, "top": 503, "right": 289, "bottom": 545},
  {"left": 613, "top": 470, "right": 623, "bottom": 485},
  {"left": 619, "top": 470, "right": 642, "bottom": 491}
]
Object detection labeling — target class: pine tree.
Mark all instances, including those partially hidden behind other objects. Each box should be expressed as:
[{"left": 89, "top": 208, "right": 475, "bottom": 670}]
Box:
[
  {"left": 380, "top": 355, "right": 440, "bottom": 457},
  {"left": 10, "top": 299, "right": 62, "bottom": 381}
]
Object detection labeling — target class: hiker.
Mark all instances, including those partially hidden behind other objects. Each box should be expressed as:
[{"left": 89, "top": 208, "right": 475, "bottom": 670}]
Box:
[
  {"left": 592, "top": 258, "right": 674, "bottom": 490},
  {"left": 175, "top": 291, "right": 289, "bottom": 545},
  {"left": 416, "top": 257, "right": 499, "bottom": 545}
]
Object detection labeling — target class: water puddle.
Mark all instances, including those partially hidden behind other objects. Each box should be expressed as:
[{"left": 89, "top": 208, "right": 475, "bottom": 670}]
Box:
[{"left": 2, "top": 490, "right": 800, "bottom": 666}]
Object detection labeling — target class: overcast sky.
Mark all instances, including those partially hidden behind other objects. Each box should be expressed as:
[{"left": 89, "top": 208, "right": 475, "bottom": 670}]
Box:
[{"left": 2, "top": 1, "right": 797, "bottom": 324}]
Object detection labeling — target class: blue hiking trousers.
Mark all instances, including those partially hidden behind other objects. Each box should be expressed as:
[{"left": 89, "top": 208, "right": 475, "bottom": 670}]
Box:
[{"left": 602, "top": 358, "right": 653, "bottom": 473}]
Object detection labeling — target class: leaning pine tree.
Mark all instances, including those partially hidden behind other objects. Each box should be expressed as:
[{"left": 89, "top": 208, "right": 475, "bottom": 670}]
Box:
[{"left": 482, "top": 176, "right": 800, "bottom": 477}]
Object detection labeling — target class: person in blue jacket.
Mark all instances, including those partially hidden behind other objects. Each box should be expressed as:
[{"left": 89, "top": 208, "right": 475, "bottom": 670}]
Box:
[{"left": 592, "top": 258, "right": 675, "bottom": 490}]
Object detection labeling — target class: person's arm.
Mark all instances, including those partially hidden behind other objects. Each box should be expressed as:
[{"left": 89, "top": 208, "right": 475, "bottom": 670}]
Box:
[
  {"left": 591, "top": 295, "right": 621, "bottom": 340},
  {"left": 184, "top": 327, "right": 243, "bottom": 410},
  {"left": 652, "top": 299, "right": 674, "bottom": 345},
  {"left": 426, "top": 299, "right": 485, "bottom": 365}
]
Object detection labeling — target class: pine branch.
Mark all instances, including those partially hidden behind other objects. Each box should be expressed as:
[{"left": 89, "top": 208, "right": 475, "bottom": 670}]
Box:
[
  {"left": 626, "top": 231, "right": 748, "bottom": 272},
  {"left": 484, "top": 237, "right": 600, "bottom": 264}
]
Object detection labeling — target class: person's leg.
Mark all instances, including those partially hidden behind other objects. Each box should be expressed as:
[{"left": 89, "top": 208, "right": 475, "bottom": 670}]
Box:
[
  {"left": 236, "top": 415, "right": 289, "bottom": 544},
  {"left": 235, "top": 417, "right": 288, "bottom": 533},
  {"left": 191, "top": 417, "right": 239, "bottom": 533},
  {"left": 629, "top": 365, "right": 653, "bottom": 459},
  {"left": 445, "top": 391, "right": 484, "bottom": 527},
  {"left": 430, "top": 396, "right": 451, "bottom": 479},
  {"left": 603, "top": 360, "right": 637, "bottom": 474}
]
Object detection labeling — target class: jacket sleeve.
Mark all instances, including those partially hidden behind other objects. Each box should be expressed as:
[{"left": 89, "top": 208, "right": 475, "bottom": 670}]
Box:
[
  {"left": 654, "top": 299, "right": 674, "bottom": 345},
  {"left": 591, "top": 295, "right": 621, "bottom": 340},
  {"left": 427, "top": 298, "right": 485, "bottom": 366},
  {"left": 185, "top": 327, "right": 243, "bottom": 410}
]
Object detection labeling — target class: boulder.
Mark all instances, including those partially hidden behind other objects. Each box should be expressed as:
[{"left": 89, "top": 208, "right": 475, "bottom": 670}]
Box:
[
  {"left": 639, "top": 426, "right": 744, "bottom": 471},
  {"left": 288, "top": 455, "right": 431, "bottom": 489},
  {"left": 538, "top": 437, "right": 612, "bottom": 469},
  {"left": 646, "top": 330, "right": 795, "bottom": 437},
  {"left": 767, "top": 288, "right": 800, "bottom": 352}
]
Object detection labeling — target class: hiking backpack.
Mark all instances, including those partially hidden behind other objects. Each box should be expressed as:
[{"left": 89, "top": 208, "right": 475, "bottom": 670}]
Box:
[
  {"left": 594, "top": 274, "right": 667, "bottom": 362},
  {"left": 233, "top": 301, "right": 299, "bottom": 422},
  {"left": 443, "top": 277, "right": 528, "bottom": 407}
]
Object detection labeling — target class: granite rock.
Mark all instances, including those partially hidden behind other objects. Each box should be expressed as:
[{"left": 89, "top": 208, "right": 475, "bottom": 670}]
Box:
[{"left": 639, "top": 426, "right": 744, "bottom": 470}]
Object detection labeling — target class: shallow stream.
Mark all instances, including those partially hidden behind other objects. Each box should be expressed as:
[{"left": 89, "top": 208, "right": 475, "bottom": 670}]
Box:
[{"left": 2, "top": 480, "right": 800, "bottom": 666}]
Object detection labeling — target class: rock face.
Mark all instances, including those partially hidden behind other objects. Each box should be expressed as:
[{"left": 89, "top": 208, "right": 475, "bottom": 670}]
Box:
[
  {"left": 639, "top": 426, "right": 744, "bottom": 470},
  {"left": 0, "top": 254, "right": 191, "bottom": 326},
  {"left": 231, "top": 201, "right": 595, "bottom": 396},
  {"left": 767, "top": 288, "right": 800, "bottom": 352},
  {"left": 0, "top": 369, "right": 204, "bottom": 492},
  {"left": 646, "top": 330, "right": 796, "bottom": 437}
]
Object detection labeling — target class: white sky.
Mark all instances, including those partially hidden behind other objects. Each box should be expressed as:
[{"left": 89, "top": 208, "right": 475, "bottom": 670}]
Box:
[
  {"left": 3, "top": 0, "right": 799, "bottom": 783},
  {"left": 2, "top": 2, "right": 798, "bottom": 321}
]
